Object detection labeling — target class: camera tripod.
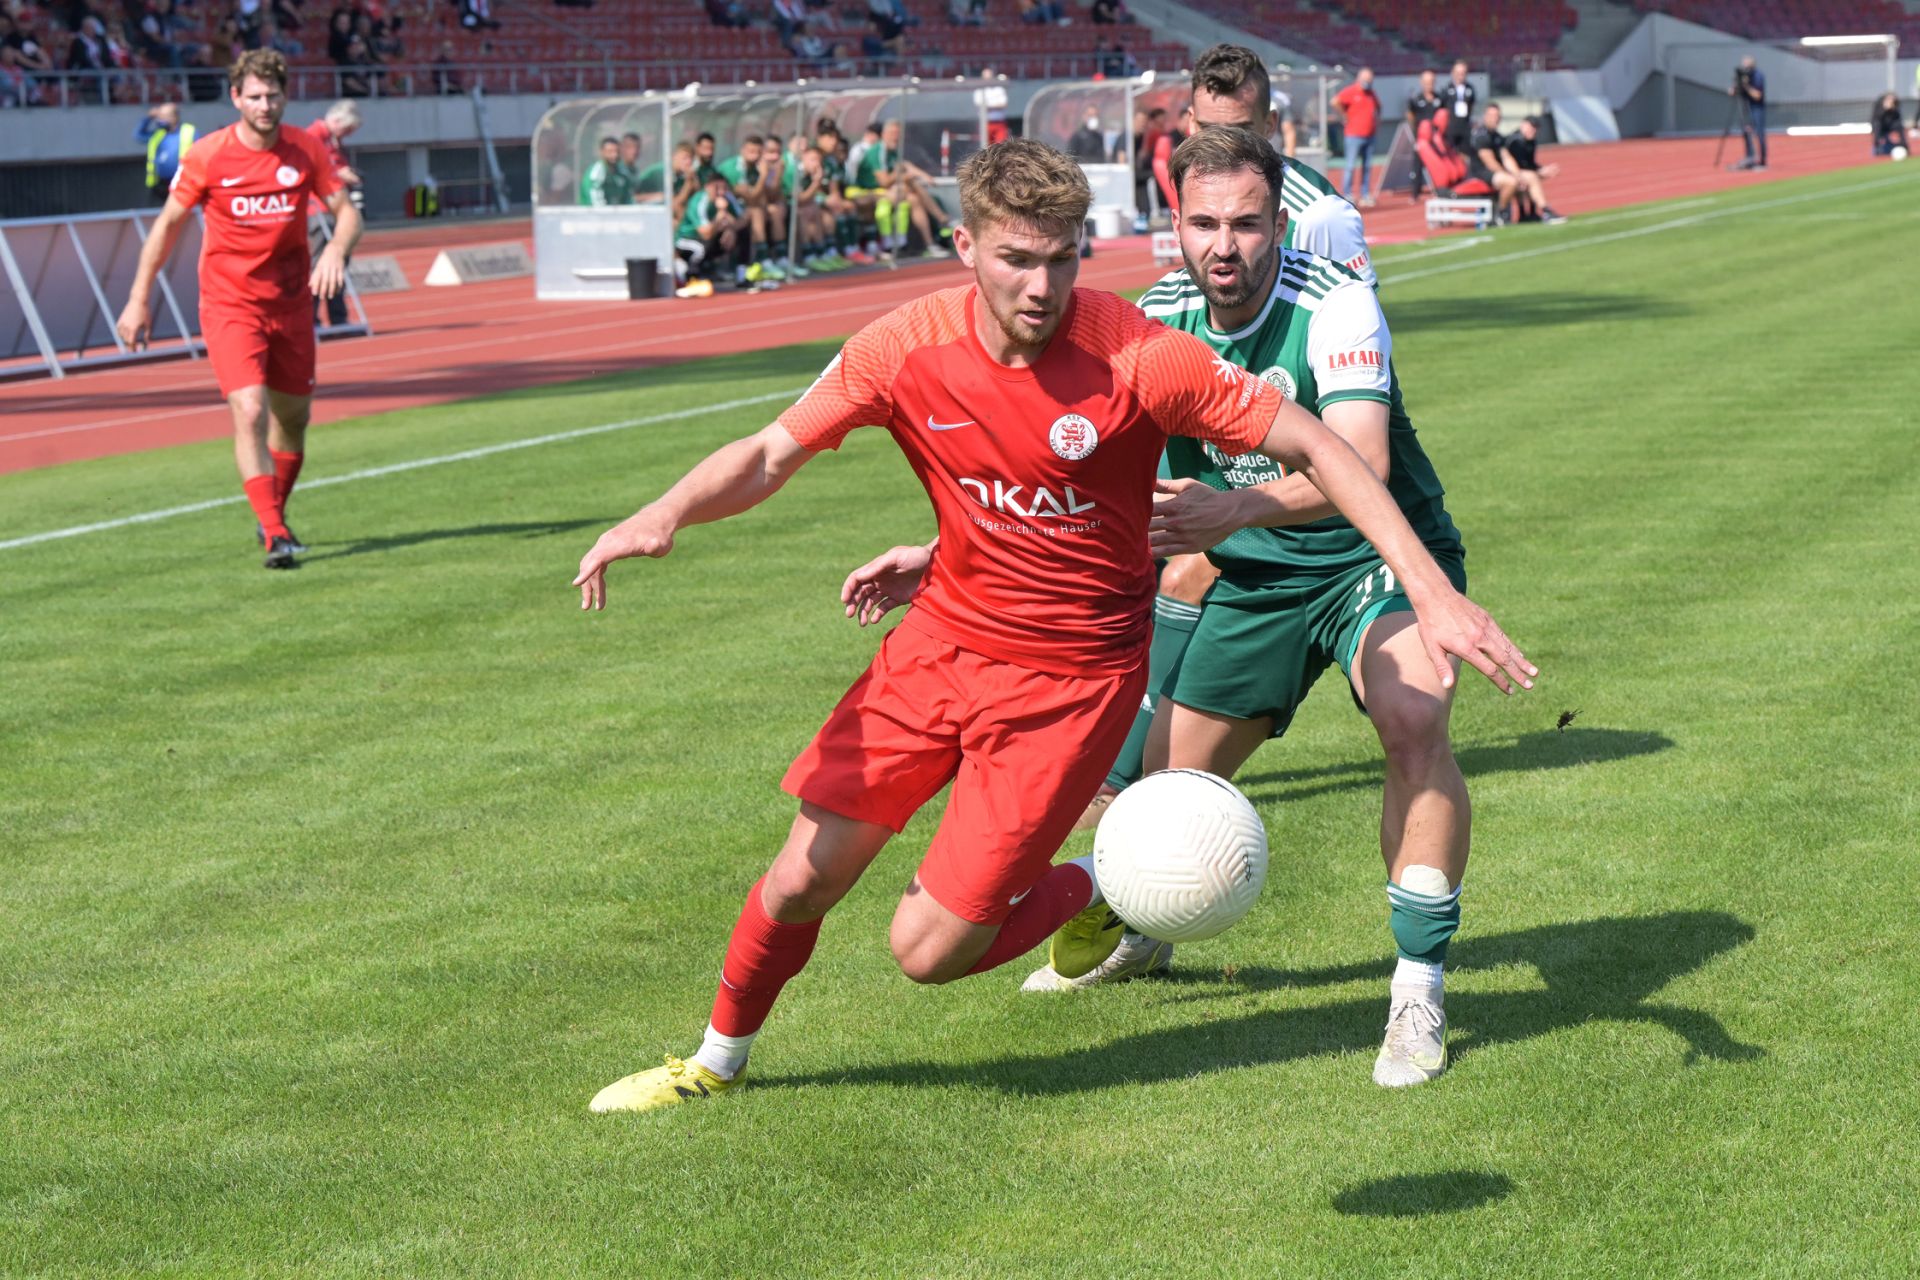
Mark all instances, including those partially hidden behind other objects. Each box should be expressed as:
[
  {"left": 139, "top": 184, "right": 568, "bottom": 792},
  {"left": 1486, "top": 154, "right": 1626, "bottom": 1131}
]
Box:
[{"left": 1715, "top": 83, "right": 1755, "bottom": 170}]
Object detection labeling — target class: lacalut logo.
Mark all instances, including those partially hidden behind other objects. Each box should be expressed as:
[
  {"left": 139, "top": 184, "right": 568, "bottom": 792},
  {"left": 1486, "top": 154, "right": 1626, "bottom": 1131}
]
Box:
[
  {"left": 958, "top": 478, "right": 1096, "bottom": 519},
  {"left": 1327, "top": 348, "right": 1383, "bottom": 370},
  {"left": 1344, "top": 250, "right": 1371, "bottom": 274},
  {"left": 231, "top": 193, "right": 297, "bottom": 217},
  {"left": 1047, "top": 413, "right": 1098, "bottom": 460}
]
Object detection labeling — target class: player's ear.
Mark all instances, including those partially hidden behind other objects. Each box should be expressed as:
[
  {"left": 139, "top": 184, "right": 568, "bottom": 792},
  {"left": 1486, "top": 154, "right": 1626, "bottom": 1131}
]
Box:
[{"left": 952, "top": 221, "right": 975, "bottom": 267}]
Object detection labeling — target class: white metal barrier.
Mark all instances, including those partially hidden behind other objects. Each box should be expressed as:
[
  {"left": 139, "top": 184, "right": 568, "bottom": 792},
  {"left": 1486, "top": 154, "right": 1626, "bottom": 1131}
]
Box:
[{"left": 0, "top": 207, "right": 369, "bottom": 381}]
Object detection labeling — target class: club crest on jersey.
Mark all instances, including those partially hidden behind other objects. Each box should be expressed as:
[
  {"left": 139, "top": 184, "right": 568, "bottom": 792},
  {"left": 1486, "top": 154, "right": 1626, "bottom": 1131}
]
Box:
[
  {"left": 230, "top": 193, "right": 297, "bottom": 216},
  {"left": 1048, "top": 414, "right": 1098, "bottom": 461},
  {"left": 275, "top": 164, "right": 301, "bottom": 188},
  {"left": 1259, "top": 366, "right": 1297, "bottom": 400}
]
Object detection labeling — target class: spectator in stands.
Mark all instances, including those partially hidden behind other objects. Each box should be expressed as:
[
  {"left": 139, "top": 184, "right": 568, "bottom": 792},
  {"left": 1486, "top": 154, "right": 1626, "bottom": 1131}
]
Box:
[
  {"left": 863, "top": 1, "right": 905, "bottom": 66},
  {"left": 1871, "top": 92, "right": 1907, "bottom": 157},
  {"left": 431, "top": 37, "right": 461, "bottom": 93},
  {"left": 773, "top": 0, "right": 807, "bottom": 46},
  {"left": 946, "top": 0, "right": 984, "bottom": 26},
  {"left": 1469, "top": 103, "right": 1522, "bottom": 225},
  {"left": 582, "top": 136, "right": 635, "bottom": 206},
  {"left": 136, "top": 0, "right": 195, "bottom": 70},
  {"left": 1066, "top": 106, "right": 1108, "bottom": 163},
  {"left": 1019, "top": 0, "right": 1064, "bottom": 25},
  {"left": 135, "top": 100, "right": 195, "bottom": 201},
  {"left": 209, "top": 16, "right": 244, "bottom": 67},
  {"left": 705, "top": 0, "right": 748, "bottom": 29},
  {"left": 1095, "top": 38, "right": 1136, "bottom": 79},
  {"left": 1501, "top": 114, "right": 1566, "bottom": 223},
  {"left": 235, "top": 0, "right": 266, "bottom": 50},
  {"left": 459, "top": 0, "right": 501, "bottom": 32},
  {"left": 1404, "top": 68, "right": 1440, "bottom": 202},
  {"left": 65, "top": 14, "right": 110, "bottom": 102},
  {"left": 274, "top": 0, "right": 306, "bottom": 32},
  {"left": 1438, "top": 59, "right": 1474, "bottom": 154},
  {"left": 308, "top": 99, "right": 363, "bottom": 324},
  {"left": 674, "top": 170, "right": 747, "bottom": 298},
  {"left": 326, "top": 7, "right": 353, "bottom": 62},
  {"left": 263, "top": 17, "right": 304, "bottom": 58},
  {"left": 1730, "top": 55, "right": 1766, "bottom": 171},
  {"left": 1333, "top": 66, "right": 1380, "bottom": 208},
  {"left": 2, "top": 10, "right": 53, "bottom": 103},
  {"left": 1090, "top": 0, "right": 1129, "bottom": 23},
  {"left": 339, "top": 32, "right": 382, "bottom": 97}
]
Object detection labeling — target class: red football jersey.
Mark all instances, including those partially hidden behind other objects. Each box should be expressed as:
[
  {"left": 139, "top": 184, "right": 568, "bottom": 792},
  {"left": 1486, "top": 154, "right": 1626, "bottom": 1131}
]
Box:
[
  {"left": 170, "top": 124, "right": 340, "bottom": 311},
  {"left": 780, "top": 285, "right": 1281, "bottom": 675}
]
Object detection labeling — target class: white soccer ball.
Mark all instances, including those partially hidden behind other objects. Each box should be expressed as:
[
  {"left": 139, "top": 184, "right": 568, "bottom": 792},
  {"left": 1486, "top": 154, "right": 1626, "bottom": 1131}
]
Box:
[
  {"left": 1892, "top": 145, "right": 1910, "bottom": 162},
  {"left": 1093, "top": 769, "right": 1269, "bottom": 943}
]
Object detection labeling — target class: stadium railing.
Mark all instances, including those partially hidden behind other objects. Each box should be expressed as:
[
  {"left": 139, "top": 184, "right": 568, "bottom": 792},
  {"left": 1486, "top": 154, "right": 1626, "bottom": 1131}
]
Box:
[{"left": 7, "top": 49, "right": 1190, "bottom": 109}]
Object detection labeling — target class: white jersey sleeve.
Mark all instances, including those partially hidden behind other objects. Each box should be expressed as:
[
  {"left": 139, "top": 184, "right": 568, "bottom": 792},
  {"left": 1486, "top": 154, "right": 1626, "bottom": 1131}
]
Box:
[
  {"left": 1306, "top": 279, "right": 1393, "bottom": 405},
  {"left": 1289, "top": 195, "right": 1377, "bottom": 288}
]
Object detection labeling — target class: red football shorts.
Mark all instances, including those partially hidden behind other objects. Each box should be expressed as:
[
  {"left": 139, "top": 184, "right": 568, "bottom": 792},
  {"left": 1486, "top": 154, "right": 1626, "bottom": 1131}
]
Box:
[
  {"left": 783, "top": 619, "right": 1147, "bottom": 926},
  {"left": 201, "top": 303, "right": 317, "bottom": 399}
]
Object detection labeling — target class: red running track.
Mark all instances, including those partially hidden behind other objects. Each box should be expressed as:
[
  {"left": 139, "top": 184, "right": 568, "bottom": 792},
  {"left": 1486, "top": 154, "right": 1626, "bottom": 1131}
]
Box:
[{"left": 0, "top": 134, "right": 1878, "bottom": 476}]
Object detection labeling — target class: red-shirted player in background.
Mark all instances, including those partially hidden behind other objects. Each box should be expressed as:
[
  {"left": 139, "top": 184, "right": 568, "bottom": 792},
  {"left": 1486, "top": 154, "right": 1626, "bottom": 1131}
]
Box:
[
  {"left": 572, "top": 139, "right": 1535, "bottom": 1114},
  {"left": 116, "top": 50, "right": 362, "bottom": 570}
]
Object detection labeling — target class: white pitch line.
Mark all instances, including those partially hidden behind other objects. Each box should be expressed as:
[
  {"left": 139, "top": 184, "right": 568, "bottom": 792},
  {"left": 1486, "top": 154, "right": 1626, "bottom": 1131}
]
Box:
[
  {"left": 1374, "top": 235, "right": 1491, "bottom": 263},
  {"left": 7, "top": 170, "right": 1913, "bottom": 554},
  {"left": 1382, "top": 170, "right": 1914, "bottom": 286},
  {"left": 0, "top": 387, "right": 805, "bottom": 552}
]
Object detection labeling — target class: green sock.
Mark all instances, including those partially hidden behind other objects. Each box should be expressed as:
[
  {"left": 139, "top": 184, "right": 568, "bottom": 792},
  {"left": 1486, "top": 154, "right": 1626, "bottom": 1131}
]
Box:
[
  {"left": 1387, "top": 869, "right": 1461, "bottom": 965},
  {"left": 1105, "top": 594, "right": 1202, "bottom": 790}
]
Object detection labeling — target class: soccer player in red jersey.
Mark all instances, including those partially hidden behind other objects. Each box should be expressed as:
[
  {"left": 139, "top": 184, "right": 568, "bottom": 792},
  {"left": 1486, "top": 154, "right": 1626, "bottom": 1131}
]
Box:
[
  {"left": 115, "top": 50, "right": 362, "bottom": 570},
  {"left": 572, "top": 140, "right": 1535, "bottom": 1114}
]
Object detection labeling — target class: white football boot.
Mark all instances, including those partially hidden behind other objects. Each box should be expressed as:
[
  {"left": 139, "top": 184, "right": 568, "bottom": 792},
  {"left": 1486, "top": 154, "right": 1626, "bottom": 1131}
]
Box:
[
  {"left": 1021, "top": 932, "right": 1174, "bottom": 991},
  {"left": 1373, "top": 991, "right": 1448, "bottom": 1087}
]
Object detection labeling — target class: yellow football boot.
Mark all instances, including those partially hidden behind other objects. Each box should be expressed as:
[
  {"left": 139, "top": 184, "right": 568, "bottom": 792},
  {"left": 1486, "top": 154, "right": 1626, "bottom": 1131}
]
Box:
[
  {"left": 588, "top": 1055, "right": 739, "bottom": 1114},
  {"left": 1047, "top": 903, "right": 1126, "bottom": 980}
]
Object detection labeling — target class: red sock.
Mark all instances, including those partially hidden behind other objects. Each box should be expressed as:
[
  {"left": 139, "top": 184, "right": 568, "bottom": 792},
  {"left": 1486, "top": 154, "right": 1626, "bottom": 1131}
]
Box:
[
  {"left": 243, "top": 475, "right": 289, "bottom": 542},
  {"left": 271, "top": 450, "right": 304, "bottom": 508},
  {"left": 964, "top": 862, "right": 1094, "bottom": 976},
  {"left": 708, "top": 877, "right": 823, "bottom": 1037}
]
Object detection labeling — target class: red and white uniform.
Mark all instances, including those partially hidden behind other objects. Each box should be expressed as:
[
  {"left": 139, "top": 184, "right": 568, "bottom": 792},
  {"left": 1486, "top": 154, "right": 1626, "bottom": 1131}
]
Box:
[
  {"left": 170, "top": 124, "right": 340, "bottom": 396},
  {"left": 778, "top": 285, "right": 1281, "bottom": 923}
]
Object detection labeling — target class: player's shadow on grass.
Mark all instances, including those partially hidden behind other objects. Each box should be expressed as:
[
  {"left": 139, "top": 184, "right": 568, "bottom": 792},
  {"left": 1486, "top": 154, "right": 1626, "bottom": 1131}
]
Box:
[
  {"left": 764, "top": 911, "right": 1760, "bottom": 1097},
  {"left": 1331, "top": 1171, "right": 1513, "bottom": 1217},
  {"left": 1235, "top": 726, "right": 1673, "bottom": 806},
  {"left": 300, "top": 517, "right": 616, "bottom": 562},
  {"left": 1383, "top": 292, "right": 1688, "bottom": 332}
]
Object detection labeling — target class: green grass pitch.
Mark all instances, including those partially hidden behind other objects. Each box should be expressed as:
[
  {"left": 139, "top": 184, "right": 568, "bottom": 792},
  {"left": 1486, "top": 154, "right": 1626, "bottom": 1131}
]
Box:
[{"left": 3, "top": 165, "right": 1918, "bottom": 1276}]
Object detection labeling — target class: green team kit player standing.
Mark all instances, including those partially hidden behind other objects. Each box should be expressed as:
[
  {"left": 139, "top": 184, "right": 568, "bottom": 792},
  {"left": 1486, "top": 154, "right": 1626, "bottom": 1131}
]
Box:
[{"left": 843, "top": 125, "right": 1510, "bottom": 1088}]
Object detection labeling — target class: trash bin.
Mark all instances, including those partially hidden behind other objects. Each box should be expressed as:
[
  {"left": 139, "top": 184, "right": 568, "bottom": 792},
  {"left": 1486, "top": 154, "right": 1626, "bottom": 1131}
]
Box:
[{"left": 626, "top": 258, "right": 662, "bottom": 300}]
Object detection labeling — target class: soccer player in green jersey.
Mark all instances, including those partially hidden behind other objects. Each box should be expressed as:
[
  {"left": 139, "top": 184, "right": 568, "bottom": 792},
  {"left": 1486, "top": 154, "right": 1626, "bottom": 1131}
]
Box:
[
  {"left": 580, "top": 136, "right": 634, "bottom": 207},
  {"left": 716, "top": 134, "right": 795, "bottom": 283},
  {"left": 843, "top": 128, "right": 1513, "bottom": 1087},
  {"left": 854, "top": 118, "right": 955, "bottom": 259}
]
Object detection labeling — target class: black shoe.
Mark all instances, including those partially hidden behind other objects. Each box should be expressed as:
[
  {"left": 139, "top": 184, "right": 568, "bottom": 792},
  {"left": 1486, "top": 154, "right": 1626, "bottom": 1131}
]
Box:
[
  {"left": 1540, "top": 206, "right": 1568, "bottom": 225},
  {"left": 263, "top": 535, "right": 300, "bottom": 569},
  {"left": 255, "top": 522, "right": 307, "bottom": 554}
]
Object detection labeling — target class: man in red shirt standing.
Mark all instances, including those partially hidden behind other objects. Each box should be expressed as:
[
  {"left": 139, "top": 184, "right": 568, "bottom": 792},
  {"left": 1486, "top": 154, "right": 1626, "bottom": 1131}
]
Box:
[
  {"left": 116, "top": 49, "right": 362, "bottom": 570},
  {"left": 306, "top": 99, "right": 363, "bottom": 329},
  {"left": 1333, "top": 66, "right": 1382, "bottom": 208},
  {"left": 571, "top": 138, "right": 1535, "bottom": 1114}
]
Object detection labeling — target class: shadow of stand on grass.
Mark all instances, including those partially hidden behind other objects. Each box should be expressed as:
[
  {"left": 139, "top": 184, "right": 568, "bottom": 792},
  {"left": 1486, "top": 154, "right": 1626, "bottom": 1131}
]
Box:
[{"left": 760, "top": 911, "right": 1762, "bottom": 1098}]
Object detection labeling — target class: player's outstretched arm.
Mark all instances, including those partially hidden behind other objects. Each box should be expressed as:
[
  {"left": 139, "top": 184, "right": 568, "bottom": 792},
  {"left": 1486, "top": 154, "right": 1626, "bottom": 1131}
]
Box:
[
  {"left": 574, "top": 422, "right": 815, "bottom": 611},
  {"left": 839, "top": 538, "right": 937, "bottom": 627},
  {"left": 1254, "top": 398, "right": 1537, "bottom": 694},
  {"left": 115, "top": 197, "right": 193, "bottom": 349}
]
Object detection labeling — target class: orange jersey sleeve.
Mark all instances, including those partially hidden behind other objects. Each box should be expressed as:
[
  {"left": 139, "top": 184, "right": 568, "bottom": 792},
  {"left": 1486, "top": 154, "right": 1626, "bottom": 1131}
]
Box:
[
  {"left": 169, "top": 130, "right": 214, "bottom": 209},
  {"left": 777, "top": 290, "right": 969, "bottom": 450}
]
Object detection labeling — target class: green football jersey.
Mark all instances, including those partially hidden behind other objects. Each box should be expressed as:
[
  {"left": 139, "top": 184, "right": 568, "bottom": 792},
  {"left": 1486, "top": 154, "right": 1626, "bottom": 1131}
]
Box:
[
  {"left": 820, "top": 152, "right": 847, "bottom": 193},
  {"left": 677, "top": 189, "right": 739, "bottom": 239},
  {"left": 716, "top": 155, "right": 758, "bottom": 187},
  {"left": 854, "top": 143, "right": 897, "bottom": 189},
  {"left": 632, "top": 162, "right": 668, "bottom": 199},
  {"left": 1138, "top": 249, "right": 1458, "bottom": 583},
  {"left": 580, "top": 158, "right": 634, "bottom": 207}
]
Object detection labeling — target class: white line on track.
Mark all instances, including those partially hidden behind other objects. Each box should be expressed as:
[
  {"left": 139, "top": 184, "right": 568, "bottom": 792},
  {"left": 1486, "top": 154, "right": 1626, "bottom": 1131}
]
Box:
[
  {"left": 0, "top": 387, "right": 804, "bottom": 551},
  {"left": 8, "top": 170, "right": 1913, "bottom": 553}
]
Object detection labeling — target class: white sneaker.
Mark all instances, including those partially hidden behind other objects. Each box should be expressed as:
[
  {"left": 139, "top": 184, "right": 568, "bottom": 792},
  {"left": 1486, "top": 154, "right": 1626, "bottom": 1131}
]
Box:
[
  {"left": 1021, "top": 932, "right": 1173, "bottom": 991},
  {"left": 1373, "top": 991, "right": 1447, "bottom": 1087}
]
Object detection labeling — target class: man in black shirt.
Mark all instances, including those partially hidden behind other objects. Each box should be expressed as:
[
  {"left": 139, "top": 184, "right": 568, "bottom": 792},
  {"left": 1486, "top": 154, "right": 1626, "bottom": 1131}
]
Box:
[
  {"left": 1468, "top": 103, "right": 1518, "bottom": 225},
  {"left": 1502, "top": 116, "right": 1567, "bottom": 223},
  {"left": 1437, "top": 60, "right": 1475, "bottom": 153},
  {"left": 1405, "top": 68, "right": 1441, "bottom": 200}
]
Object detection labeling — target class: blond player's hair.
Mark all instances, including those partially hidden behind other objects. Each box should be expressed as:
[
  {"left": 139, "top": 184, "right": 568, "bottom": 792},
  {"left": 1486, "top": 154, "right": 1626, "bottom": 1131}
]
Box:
[
  {"left": 956, "top": 138, "right": 1091, "bottom": 237},
  {"left": 325, "top": 100, "right": 362, "bottom": 130},
  {"left": 229, "top": 48, "right": 289, "bottom": 92}
]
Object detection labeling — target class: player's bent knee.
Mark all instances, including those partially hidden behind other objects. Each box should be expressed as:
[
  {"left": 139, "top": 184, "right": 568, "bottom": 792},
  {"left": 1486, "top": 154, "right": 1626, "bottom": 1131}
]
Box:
[{"left": 1371, "top": 693, "right": 1455, "bottom": 773}]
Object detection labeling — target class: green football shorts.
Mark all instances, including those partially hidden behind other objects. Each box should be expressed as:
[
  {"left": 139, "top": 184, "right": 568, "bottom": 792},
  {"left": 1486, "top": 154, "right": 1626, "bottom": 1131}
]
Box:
[{"left": 1167, "top": 548, "right": 1468, "bottom": 736}]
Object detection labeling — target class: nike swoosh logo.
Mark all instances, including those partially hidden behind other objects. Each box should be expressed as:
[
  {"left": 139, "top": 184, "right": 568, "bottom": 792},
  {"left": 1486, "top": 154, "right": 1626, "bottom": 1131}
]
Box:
[
  {"left": 926, "top": 415, "right": 976, "bottom": 431},
  {"left": 221, "top": 177, "right": 244, "bottom": 187}
]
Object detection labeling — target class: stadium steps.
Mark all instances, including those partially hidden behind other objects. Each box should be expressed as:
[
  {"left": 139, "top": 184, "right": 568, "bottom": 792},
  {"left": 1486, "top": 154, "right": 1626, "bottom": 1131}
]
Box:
[{"left": 1558, "top": 0, "right": 1642, "bottom": 68}]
